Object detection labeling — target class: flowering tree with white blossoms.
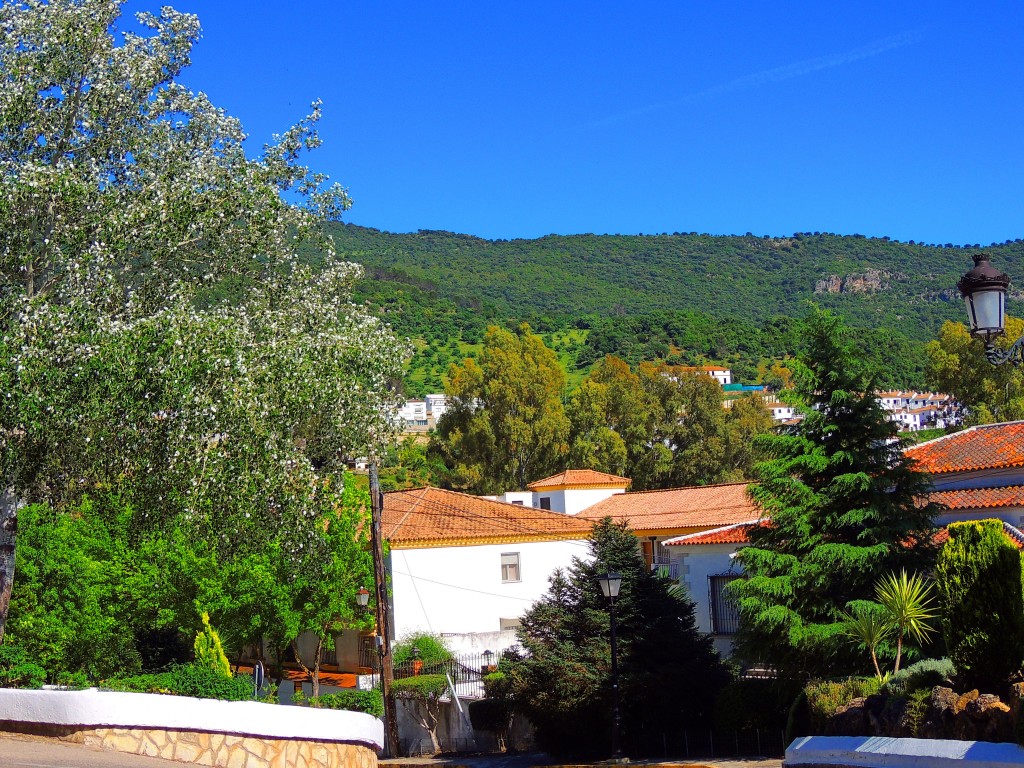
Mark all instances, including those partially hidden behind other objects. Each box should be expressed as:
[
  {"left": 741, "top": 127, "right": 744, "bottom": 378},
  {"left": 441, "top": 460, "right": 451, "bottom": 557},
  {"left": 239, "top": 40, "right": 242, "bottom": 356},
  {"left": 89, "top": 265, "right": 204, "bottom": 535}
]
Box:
[{"left": 0, "top": 0, "right": 407, "bottom": 640}]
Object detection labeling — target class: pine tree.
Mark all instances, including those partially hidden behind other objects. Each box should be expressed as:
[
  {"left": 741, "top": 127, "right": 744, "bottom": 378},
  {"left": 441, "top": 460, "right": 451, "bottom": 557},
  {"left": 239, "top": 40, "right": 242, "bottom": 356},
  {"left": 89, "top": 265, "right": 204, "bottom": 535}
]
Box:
[
  {"left": 731, "top": 309, "right": 939, "bottom": 679},
  {"left": 508, "top": 518, "right": 728, "bottom": 758}
]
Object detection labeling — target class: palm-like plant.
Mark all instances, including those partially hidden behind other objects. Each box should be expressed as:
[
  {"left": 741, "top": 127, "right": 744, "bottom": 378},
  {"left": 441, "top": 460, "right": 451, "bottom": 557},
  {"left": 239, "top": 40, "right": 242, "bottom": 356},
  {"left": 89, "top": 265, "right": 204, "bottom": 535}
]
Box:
[
  {"left": 840, "top": 603, "right": 892, "bottom": 680},
  {"left": 875, "top": 570, "right": 937, "bottom": 673}
]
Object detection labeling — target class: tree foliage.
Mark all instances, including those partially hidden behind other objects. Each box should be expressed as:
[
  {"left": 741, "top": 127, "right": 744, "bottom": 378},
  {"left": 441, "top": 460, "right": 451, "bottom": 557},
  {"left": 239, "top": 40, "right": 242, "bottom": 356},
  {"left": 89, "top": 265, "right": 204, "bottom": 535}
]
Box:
[
  {"left": 433, "top": 325, "right": 570, "bottom": 492},
  {"left": 936, "top": 519, "right": 1024, "bottom": 692},
  {"left": 731, "top": 309, "right": 939, "bottom": 679},
  {"left": 925, "top": 317, "right": 1024, "bottom": 423},
  {"left": 506, "top": 518, "right": 728, "bottom": 759},
  {"left": 0, "top": 0, "right": 406, "bottom": 638}
]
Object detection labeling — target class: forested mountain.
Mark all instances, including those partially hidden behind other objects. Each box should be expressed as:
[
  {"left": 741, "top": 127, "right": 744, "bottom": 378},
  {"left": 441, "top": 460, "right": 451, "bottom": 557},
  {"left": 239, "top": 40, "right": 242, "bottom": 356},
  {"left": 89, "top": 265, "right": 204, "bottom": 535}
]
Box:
[{"left": 323, "top": 223, "right": 1024, "bottom": 395}]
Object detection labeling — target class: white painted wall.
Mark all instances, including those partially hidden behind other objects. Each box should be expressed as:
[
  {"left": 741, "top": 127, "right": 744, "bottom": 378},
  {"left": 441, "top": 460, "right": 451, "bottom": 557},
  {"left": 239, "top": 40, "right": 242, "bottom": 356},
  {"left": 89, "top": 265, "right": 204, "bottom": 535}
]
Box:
[
  {"left": 534, "top": 487, "right": 625, "bottom": 515},
  {"left": 671, "top": 543, "right": 742, "bottom": 657},
  {"left": 390, "top": 539, "right": 589, "bottom": 637},
  {"left": 0, "top": 688, "right": 383, "bottom": 751}
]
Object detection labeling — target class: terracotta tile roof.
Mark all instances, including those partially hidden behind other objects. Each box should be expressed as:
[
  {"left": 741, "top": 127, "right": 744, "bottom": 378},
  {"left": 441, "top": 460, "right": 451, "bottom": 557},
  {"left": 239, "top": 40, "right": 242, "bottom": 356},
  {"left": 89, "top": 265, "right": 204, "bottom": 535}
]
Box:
[
  {"left": 905, "top": 421, "right": 1024, "bottom": 474},
  {"left": 527, "top": 469, "right": 632, "bottom": 490},
  {"left": 383, "top": 486, "right": 592, "bottom": 548},
  {"left": 930, "top": 485, "right": 1024, "bottom": 510},
  {"left": 577, "top": 482, "right": 760, "bottom": 534},
  {"left": 663, "top": 521, "right": 759, "bottom": 546}
]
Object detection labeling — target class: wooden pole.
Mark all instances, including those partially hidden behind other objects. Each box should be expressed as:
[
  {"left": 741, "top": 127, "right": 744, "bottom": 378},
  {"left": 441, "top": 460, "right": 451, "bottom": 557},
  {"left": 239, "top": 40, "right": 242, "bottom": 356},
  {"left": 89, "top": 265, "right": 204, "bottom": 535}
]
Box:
[{"left": 369, "top": 461, "right": 400, "bottom": 757}]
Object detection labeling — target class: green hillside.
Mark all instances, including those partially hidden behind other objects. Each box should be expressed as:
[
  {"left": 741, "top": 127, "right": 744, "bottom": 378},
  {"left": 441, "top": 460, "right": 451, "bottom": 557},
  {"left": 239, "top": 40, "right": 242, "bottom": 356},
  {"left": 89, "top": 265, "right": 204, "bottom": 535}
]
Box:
[{"left": 326, "top": 223, "right": 1024, "bottom": 395}]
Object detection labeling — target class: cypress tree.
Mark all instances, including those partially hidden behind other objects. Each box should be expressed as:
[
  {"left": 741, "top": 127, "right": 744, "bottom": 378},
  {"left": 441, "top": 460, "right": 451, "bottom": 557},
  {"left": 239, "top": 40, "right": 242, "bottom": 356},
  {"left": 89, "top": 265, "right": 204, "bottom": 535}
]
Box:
[
  {"left": 731, "top": 309, "right": 939, "bottom": 679},
  {"left": 508, "top": 518, "right": 728, "bottom": 758},
  {"left": 936, "top": 519, "right": 1024, "bottom": 692}
]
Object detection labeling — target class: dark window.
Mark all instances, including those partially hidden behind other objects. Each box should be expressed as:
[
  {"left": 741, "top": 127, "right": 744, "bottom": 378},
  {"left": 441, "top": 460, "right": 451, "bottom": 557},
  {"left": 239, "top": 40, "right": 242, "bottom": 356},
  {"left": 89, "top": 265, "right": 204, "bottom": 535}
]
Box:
[
  {"left": 539, "top": 497, "right": 551, "bottom": 510},
  {"left": 709, "top": 574, "right": 741, "bottom": 635}
]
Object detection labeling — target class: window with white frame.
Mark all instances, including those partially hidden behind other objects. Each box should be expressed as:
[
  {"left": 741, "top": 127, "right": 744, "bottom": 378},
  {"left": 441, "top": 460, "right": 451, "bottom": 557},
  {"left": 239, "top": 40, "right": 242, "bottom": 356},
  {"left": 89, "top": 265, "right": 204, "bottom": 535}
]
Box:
[{"left": 501, "top": 552, "right": 521, "bottom": 583}]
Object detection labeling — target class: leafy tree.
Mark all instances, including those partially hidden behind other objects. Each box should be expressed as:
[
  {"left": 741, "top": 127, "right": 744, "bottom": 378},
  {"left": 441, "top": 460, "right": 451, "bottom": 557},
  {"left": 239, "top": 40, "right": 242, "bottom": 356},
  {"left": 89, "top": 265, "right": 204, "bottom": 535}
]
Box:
[
  {"left": 433, "top": 325, "right": 569, "bottom": 492},
  {"left": 731, "top": 309, "right": 939, "bottom": 679},
  {"left": 936, "top": 519, "right": 1024, "bottom": 692},
  {"left": 925, "top": 317, "right": 1024, "bottom": 423},
  {"left": 0, "top": 0, "right": 406, "bottom": 638},
  {"left": 393, "top": 674, "right": 449, "bottom": 754},
  {"left": 722, "top": 394, "right": 774, "bottom": 480},
  {"left": 506, "top": 518, "right": 728, "bottom": 759},
  {"left": 4, "top": 498, "right": 144, "bottom": 680}
]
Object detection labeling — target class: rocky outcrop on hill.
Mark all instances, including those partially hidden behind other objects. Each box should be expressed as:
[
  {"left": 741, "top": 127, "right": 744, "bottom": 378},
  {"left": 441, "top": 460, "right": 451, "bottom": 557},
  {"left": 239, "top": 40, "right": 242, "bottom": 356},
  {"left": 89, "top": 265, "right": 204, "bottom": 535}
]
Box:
[{"left": 814, "top": 269, "right": 903, "bottom": 294}]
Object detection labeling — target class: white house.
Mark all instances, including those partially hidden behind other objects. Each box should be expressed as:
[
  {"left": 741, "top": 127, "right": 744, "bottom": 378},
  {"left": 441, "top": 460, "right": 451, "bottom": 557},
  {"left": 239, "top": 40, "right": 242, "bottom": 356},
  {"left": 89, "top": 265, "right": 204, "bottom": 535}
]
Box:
[{"left": 382, "top": 486, "right": 592, "bottom": 649}]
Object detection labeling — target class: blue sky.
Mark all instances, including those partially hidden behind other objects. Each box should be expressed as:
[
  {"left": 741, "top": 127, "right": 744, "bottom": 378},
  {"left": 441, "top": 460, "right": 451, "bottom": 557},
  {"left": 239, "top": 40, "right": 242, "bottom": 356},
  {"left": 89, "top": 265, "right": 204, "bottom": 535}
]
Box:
[{"left": 133, "top": 1, "right": 1024, "bottom": 243}]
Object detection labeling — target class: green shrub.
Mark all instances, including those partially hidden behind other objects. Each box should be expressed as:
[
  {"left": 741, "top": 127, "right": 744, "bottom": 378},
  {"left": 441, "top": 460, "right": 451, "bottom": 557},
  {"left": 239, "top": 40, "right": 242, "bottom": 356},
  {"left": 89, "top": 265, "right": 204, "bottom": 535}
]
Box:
[
  {"left": 0, "top": 645, "right": 46, "bottom": 689},
  {"left": 392, "top": 633, "right": 453, "bottom": 666},
  {"left": 103, "top": 663, "right": 254, "bottom": 701},
  {"left": 193, "top": 612, "right": 231, "bottom": 678},
  {"left": 55, "top": 669, "right": 91, "bottom": 690},
  {"left": 805, "top": 677, "right": 882, "bottom": 734},
  {"left": 903, "top": 687, "right": 932, "bottom": 737},
  {"left": 392, "top": 673, "right": 448, "bottom": 699},
  {"left": 936, "top": 520, "right": 1024, "bottom": 692},
  {"left": 309, "top": 689, "right": 383, "bottom": 717},
  {"left": 884, "top": 658, "right": 955, "bottom": 696}
]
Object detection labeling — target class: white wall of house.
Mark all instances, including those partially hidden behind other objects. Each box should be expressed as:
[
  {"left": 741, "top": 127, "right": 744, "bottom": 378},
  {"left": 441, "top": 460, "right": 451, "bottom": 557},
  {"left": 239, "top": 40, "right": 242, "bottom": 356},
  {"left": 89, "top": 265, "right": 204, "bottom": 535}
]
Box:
[
  {"left": 928, "top": 466, "right": 1024, "bottom": 491},
  {"left": 390, "top": 539, "right": 590, "bottom": 638},
  {"left": 670, "top": 544, "right": 743, "bottom": 658},
  {"left": 533, "top": 487, "right": 625, "bottom": 515}
]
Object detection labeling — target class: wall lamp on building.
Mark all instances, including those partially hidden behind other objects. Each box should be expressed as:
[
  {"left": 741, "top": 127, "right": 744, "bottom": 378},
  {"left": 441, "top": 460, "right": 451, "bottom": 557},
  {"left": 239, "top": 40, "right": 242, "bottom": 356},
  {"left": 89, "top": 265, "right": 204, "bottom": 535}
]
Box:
[{"left": 958, "top": 254, "right": 1024, "bottom": 366}]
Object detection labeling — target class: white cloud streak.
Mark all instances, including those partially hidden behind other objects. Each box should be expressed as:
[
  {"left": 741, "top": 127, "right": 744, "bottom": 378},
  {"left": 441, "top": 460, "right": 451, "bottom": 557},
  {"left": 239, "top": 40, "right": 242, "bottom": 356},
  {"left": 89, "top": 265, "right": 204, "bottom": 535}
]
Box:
[{"left": 585, "top": 28, "right": 924, "bottom": 129}]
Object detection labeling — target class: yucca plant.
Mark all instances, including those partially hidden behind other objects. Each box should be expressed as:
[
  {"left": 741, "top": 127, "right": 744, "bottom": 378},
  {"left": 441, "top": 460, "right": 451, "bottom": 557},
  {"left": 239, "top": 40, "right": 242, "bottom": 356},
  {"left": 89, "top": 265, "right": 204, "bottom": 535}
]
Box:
[
  {"left": 840, "top": 603, "right": 892, "bottom": 680},
  {"left": 842, "top": 570, "right": 937, "bottom": 678},
  {"left": 876, "top": 570, "right": 937, "bottom": 673}
]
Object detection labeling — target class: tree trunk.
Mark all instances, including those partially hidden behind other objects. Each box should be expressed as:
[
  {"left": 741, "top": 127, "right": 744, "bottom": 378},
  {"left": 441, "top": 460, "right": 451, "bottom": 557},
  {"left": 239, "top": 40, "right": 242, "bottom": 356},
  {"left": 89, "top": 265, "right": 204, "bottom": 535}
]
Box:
[
  {"left": 312, "top": 636, "right": 323, "bottom": 699},
  {"left": 0, "top": 491, "right": 18, "bottom": 643}
]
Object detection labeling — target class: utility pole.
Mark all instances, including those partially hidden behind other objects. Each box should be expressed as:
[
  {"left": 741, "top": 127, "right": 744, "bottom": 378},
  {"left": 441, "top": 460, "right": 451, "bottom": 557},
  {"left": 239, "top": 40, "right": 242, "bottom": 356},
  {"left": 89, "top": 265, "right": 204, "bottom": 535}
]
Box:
[{"left": 369, "top": 461, "right": 400, "bottom": 757}]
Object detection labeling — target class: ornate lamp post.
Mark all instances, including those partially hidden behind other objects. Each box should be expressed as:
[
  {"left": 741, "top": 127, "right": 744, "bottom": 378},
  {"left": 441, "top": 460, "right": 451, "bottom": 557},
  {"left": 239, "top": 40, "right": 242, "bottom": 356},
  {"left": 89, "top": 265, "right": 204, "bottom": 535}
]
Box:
[
  {"left": 596, "top": 572, "right": 624, "bottom": 761},
  {"left": 958, "top": 253, "right": 1024, "bottom": 365}
]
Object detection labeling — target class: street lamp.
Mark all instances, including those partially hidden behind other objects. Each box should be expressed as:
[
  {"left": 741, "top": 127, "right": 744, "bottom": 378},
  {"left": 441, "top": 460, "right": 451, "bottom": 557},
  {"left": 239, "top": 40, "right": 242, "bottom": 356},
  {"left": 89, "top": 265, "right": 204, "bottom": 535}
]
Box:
[
  {"left": 356, "top": 587, "right": 370, "bottom": 608},
  {"left": 958, "top": 253, "right": 1024, "bottom": 365},
  {"left": 595, "top": 572, "right": 624, "bottom": 761}
]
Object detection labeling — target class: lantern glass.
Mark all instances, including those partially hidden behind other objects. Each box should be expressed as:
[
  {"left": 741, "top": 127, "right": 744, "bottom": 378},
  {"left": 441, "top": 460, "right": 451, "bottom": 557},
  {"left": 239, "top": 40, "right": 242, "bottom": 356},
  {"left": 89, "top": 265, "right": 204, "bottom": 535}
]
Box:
[
  {"left": 356, "top": 587, "right": 370, "bottom": 607},
  {"left": 965, "top": 288, "right": 1006, "bottom": 341},
  {"left": 596, "top": 572, "right": 622, "bottom": 600}
]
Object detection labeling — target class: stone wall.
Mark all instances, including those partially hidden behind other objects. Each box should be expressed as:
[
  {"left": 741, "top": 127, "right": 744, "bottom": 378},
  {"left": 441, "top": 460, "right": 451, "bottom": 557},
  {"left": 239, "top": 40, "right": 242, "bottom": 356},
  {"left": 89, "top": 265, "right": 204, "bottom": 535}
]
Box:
[
  {"left": 0, "top": 720, "right": 377, "bottom": 768},
  {"left": 0, "top": 688, "right": 382, "bottom": 768}
]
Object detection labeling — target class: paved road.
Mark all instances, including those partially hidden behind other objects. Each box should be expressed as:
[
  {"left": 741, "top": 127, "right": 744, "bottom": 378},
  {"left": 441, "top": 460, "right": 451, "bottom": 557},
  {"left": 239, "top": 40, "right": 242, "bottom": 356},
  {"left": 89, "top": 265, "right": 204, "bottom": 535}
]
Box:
[
  {"left": 0, "top": 735, "right": 183, "bottom": 768},
  {"left": 1, "top": 736, "right": 784, "bottom": 768}
]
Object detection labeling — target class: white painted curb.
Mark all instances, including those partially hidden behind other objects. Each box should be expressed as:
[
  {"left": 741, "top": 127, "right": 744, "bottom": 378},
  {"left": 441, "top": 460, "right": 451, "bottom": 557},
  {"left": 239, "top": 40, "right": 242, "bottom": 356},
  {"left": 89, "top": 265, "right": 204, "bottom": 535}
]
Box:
[
  {"left": 0, "top": 688, "right": 383, "bottom": 752},
  {"left": 786, "top": 735, "right": 1024, "bottom": 767}
]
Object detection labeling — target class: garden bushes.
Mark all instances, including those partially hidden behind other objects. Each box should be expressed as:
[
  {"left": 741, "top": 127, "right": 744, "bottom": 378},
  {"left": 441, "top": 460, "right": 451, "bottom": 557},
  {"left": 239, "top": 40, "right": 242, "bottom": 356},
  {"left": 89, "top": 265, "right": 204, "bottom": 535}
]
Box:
[
  {"left": 102, "top": 663, "right": 254, "bottom": 701},
  {"left": 936, "top": 519, "right": 1024, "bottom": 692}
]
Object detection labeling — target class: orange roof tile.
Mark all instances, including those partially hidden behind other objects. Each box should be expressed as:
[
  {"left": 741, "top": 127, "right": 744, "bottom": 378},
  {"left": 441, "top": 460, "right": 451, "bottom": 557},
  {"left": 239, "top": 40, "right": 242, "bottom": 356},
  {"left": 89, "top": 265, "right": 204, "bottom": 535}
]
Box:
[
  {"left": 577, "top": 482, "right": 760, "bottom": 533},
  {"left": 383, "top": 486, "right": 592, "bottom": 548},
  {"left": 663, "top": 521, "right": 759, "bottom": 546},
  {"left": 930, "top": 485, "right": 1024, "bottom": 510},
  {"left": 527, "top": 469, "right": 632, "bottom": 490},
  {"left": 906, "top": 422, "right": 1024, "bottom": 474}
]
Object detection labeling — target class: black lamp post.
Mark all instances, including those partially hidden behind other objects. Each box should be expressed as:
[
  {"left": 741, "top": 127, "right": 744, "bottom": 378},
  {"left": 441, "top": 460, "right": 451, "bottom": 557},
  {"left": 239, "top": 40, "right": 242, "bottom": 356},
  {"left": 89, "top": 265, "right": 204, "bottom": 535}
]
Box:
[
  {"left": 958, "top": 253, "right": 1024, "bottom": 365},
  {"left": 596, "top": 571, "right": 624, "bottom": 761}
]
